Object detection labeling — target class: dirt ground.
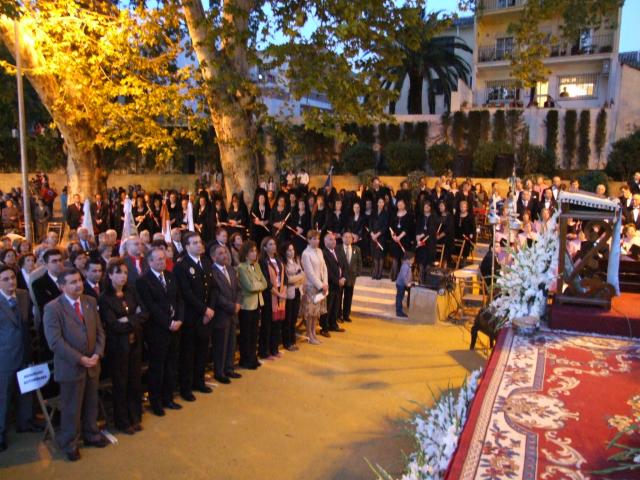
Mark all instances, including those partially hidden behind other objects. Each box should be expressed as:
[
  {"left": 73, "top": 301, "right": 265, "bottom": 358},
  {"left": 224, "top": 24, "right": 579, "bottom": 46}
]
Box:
[{"left": 0, "top": 315, "right": 486, "bottom": 480}]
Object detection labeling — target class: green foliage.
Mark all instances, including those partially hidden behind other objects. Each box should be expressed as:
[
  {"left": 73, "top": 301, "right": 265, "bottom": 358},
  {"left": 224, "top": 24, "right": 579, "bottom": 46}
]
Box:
[
  {"left": 506, "top": 109, "right": 524, "bottom": 147},
  {"left": 405, "top": 170, "right": 428, "bottom": 196},
  {"left": 563, "top": 110, "right": 578, "bottom": 169},
  {"left": 473, "top": 141, "right": 513, "bottom": 177},
  {"left": 578, "top": 170, "right": 609, "bottom": 193},
  {"left": 519, "top": 144, "right": 555, "bottom": 177},
  {"left": 383, "top": 141, "right": 426, "bottom": 175},
  {"left": 378, "top": 123, "right": 401, "bottom": 148},
  {"left": 545, "top": 110, "right": 559, "bottom": 162},
  {"left": 605, "top": 129, "right": 640, "bottom": 181},
  {"left": 32, "top": 130, "right": 66, "bottom": 172},
  {"left": 594, "top": 108, "right": 607, "bottom": 166},
  {"left": 441, "top": 112, "right": 451, "bottom": 143},
  {"left": 479, "top": 110, "right": 491, "bottom": 144},
  {"left": 381, "top": 11, "right": 471, "bottom": 115},
  {"left": 467, "top": 110, "right": 482, "bottom": 154},
  {"left": 341, "top": 142, "right": 375, "bottom": 175},
  {"left": 358, "top": 125, "right": 376, "bottom": 145},
  {"left": 492, "top": 110, "right": 507, "bottom": 143},
  {"left": 578, "top": 110, "right": 591, "bottom": 168},
  {"left": 451, "top": 111, "right": 468, "bottom": 151},
  {"left": 427, "top": 143, "right": 456, "bottom": 175}
]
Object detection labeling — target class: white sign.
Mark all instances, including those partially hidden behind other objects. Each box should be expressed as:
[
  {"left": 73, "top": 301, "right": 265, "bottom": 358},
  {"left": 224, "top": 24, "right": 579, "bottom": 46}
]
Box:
[{"left": 17, "top": 363, "right": 51, "bottom": 394}]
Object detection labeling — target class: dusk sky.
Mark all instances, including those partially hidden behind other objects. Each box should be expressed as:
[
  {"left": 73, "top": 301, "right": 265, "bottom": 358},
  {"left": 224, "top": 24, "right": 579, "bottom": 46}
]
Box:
[{"left": 428, "top": 0, "right": 640, "bottom": 52}]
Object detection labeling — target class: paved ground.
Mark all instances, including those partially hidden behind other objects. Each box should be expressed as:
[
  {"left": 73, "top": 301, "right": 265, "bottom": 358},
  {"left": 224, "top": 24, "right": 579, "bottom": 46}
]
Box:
[{"left": 0, "top": 315, "right": 486, "bottom": 480}]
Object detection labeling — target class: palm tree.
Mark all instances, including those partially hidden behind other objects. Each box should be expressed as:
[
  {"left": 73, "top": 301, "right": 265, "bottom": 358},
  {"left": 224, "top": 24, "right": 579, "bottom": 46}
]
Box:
[{"left": 383, "top": 13, "right": 472, "bottom": 115}]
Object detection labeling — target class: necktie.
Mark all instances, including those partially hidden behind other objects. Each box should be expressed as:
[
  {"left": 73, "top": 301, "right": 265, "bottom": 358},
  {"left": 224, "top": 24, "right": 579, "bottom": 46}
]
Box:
[
  {"left": 159, "top": 273, "right": 167, "bottom": 289},
  {"left": 7, "top": 296, "right": 19, "bottom": 320},
  {"left": 222, "top": 266, "right": 230, "bottom": 284},
  {"left": 135, "top": 257, "right": 142, "bottom": 274},
  {"left": 93, "top": 284, "right": 99, "bottom": 295},
  {"left": 74, "top": 301, "right": 84, "bottom": 322},
  {"left": 347, "top": 246, "right": 352, "bottom": 264},
  {"left": 197, "top": 259, "right": 202, "bottom": 270}
]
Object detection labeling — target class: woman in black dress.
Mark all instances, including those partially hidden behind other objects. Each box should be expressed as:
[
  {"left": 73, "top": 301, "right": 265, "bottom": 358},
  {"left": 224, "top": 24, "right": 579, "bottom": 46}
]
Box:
[
  {"left": 369, "top": 197, "right": 388, "bottom": 280},
  {"left": 436, "top": 201, "right": 455, "bottom": 268},
  {"left": 311, "top": 195, "right": 328, "bottom": 233},
  {"left": 194, "top": 195, "right": 213, "bottom": 243},
  {"left": 251, "top": 191, "right": 271, "bottom": 247},
  {"left": 270, "top": 194, "right": 289, "bottom": 240},
  {"left": 212, "top": 197, "right": 228, "bottom": 231},
  {"left": 347, "top": 201, "right": 366, "bottom": 245},
  {"left": 454, "top": 200, "right": 476, "bottom": 267},
  {"left": 98, "top": 258, "right": 148, "bottom": 434},
  {"left": 326, "top": 197, "right": 346, "bottom": 243},
  {"left": 415, "top": 201, "right": 438, "bottom": 278},
  {"left": 227, "top": 192, "right": 249, "bottom": 239},
  {"left": 389, "top": 198, "right": 414, "bottom": 281},
  {"left": 133, "top": 197, "right": 149, "bottom": 234},
  {"left": 288, "top": 198, "right": 310, "bottom": 255}
]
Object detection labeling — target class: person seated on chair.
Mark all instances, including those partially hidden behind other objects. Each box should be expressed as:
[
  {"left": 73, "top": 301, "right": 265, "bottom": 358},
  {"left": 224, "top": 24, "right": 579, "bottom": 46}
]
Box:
[{"left": 621, "top": 224, "right": 640, "bottom": 261}]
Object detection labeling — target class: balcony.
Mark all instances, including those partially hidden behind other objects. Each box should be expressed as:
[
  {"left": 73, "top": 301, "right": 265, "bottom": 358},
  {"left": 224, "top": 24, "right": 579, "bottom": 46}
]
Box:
[
  {"left": 478, "top": 33, "right": 615, "bottom": 63},
  {"left": 479, "top": 0, "right": 525, "bottom": 12}
]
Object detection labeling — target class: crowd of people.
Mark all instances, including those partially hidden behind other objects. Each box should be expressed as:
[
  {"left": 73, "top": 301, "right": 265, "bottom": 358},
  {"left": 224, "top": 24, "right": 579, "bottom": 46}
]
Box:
[{"left": 1, "top": 169, "right": 640, "bottom": 462}]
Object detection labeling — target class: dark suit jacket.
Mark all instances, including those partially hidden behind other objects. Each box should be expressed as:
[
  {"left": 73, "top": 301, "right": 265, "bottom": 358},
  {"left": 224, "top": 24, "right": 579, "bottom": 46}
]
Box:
[
  {"left": 323, "top": 247, "right": 348, "bottom": 289},
  {"left": 98, "top": 288, "right": 147, "bottom": 339},
  {"left": 123, "top": 255, "right": 148, "bottom": 289},
  {"left": 66, "top": 203, "right": 83, "bottom": 230},
  {"left": 174, "top": 255, "right": 216, "bottom": 328},
  {"left": 626, "top": 208, "right": 640, "bottom": 229},
  {"left": 210, "top": 264, "right": 238, "bottom": 330},
  {"left": 517, "top": 198, "right": 539, "bottom": 220},
  {"left": 43, "top": 294, "right": 105, "bottom": 382},
  {"left": 0, "top": 289, "right": 31, "bottom": 374},
  {"left": 91, "top": 202, "right": 110, "bottom": 233},
  {"left": 32, "top": 272, "right": 61, "bottom": 316},
  {"left": 136, "top": 270, "right": 183, "bottom": 341},
  {"left": 83, "top": 281, "right": 101, "bottom": 300},
  {"left": 341, "top": 244, "right": 362, "bottom": 286}
]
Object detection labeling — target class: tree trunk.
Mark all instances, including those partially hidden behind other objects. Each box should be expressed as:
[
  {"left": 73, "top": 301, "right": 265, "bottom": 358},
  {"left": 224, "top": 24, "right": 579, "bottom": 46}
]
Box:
[
  {"left": 0, "top": 20, "right": 106, "bottom": 200},
  {"left": 182, "top": 0, "right": 258, "bottom": 204},
  {"left": 407, "top": 72, "right": 423, "bottom": 115}
]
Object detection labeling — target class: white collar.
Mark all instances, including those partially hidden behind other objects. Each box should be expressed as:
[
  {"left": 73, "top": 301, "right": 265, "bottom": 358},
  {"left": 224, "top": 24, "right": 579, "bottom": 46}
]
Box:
[
  {"left": 188, "top": 253, "right": 201, "bottom": 265},
  {"left": 64, "top": 294, "right": 81, "bottom": 307},
  {"left": 0, "top": 290, "right": 15, "bottom": 302},
  {"left": 47, "top": 272, "right": 58, "bottom": 283},
  {"left": 150, "top": 268, "right": 164, "bottom": 279}
]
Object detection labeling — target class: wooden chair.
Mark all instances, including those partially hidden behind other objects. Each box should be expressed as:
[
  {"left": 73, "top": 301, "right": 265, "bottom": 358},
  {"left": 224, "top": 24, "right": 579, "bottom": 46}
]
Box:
[{"left": 47, "top": 222, "right": 64, "bottom": 243}]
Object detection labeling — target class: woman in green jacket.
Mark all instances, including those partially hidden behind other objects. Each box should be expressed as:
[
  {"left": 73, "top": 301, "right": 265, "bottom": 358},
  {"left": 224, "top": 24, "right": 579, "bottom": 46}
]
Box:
[{"left": 237, "top": 241, "right": 268, "bottom": 369}]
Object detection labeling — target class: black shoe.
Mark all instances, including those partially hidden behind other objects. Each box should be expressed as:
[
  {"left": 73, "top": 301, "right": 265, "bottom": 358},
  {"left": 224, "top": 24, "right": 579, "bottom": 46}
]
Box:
[
  {"left": 17, "top": 422, "right": 45, "bottom": 433},
  {"left": 214, "top": 375, "right": 231, "bottom": 384},
  {"left": 226, "top": 371, "right": 242, "bottom": 379},
  {"left": 118, "top": 426, "right": 135, "bottom": 435},
  {"left": 343, "top": 318, "right": 352, "bottom": 323},
  {"left": 320, "top": 329, "right": 331, "bottom": 338},
  {"left": 397, "top": 312, "right": 408, "bottom": 318},
  {"left": 151, "top": 406, "right": 165, "bottom": 417},
  {"left": 163, "top": 401, "right": 182, "bottom": 410},
  {"left": 66, "top": 449, "right": 81, "bottom": 462},
  {"left": 0, "top": 439, "right": 7, "bottom": 452},
  {"left": 194, "top": 384, "right": 213, "bottom": 394},
  {"left": 329, "top": 327, "right": 346, "bottom": 333},
  {"left": 133, "top": 424, "right": 143, "bottom": 432},
  {"left": 84, "top": 436, "right": 109, "bottom": 448},
  {"left": 180, "top": 391, "right": 196, "bottom": 402}
]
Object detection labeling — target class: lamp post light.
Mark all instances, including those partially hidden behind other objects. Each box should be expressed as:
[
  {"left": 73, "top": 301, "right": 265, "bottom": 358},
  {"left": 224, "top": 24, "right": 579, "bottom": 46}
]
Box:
[{"left": 15, "top": 19, "right": 33, "bottom": 243}]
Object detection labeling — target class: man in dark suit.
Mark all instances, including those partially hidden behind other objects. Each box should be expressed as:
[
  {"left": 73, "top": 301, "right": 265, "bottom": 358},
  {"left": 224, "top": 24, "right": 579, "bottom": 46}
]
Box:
[
  {"left": 82, "top": 258, "right": 103, "bottom": 299},
  {"left": 516, "top": 190, "right": 538, "bottom": 221},
  {"left": 43, "top": 268, "right": 107, "bottom": 461},
  {"left": 91, "top": 194, "right": 109, "bottom": 234},
  {"left": 209, "top": 244, "right": 241, "bottom": 384},
  {"left": 320, "top": 232, "right": 348, "bottom": 336},
  {"left": 31, "top": 248, "right": 64, "bottom": 361},
  {"left": 339, "top": 232, "right": 362, "bottom": 323},
  {"left": 626, "top": 194, "right": 640, "bottom": 229},
  {"left": 0, "top": 266, "right": 40, "bottom": 452},
  {"left": 77, "top": 228, "right": 96, "bottom": 253},
  {"left": 136, "top": 247, "right": 183, "bottom": 416},
  {"left": 174, "top": 232, "right": 216, "bottom": 400},
  {"left": 66, "top": 194, "right": 83, "bottom": 231},
  {"left": 629, "top": 172, "right": 640, "bottom": 195},
  {"left": 619, "top": 185, "right": 633, "bottom": 219},
  {"left": 122, "top": 236, "right": 147, "bottom": 288},
  {"left": 170, "top": 228, "right": 185, "bottom": 258}
]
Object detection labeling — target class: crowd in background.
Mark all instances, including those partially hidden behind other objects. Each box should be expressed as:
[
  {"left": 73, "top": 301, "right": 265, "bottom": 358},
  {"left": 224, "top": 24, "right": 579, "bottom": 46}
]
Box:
[{"left": 1, "top": 168, "right": 640, "bottom": 461}]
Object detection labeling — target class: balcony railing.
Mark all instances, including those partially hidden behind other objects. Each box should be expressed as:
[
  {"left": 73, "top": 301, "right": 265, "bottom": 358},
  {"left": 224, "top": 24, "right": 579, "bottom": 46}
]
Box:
[
  {"left": 478, "top": 33, "right": 614, "bottom": 63},
  {"left": 479, "top": 0, "right": 525, "bottom": 12}
]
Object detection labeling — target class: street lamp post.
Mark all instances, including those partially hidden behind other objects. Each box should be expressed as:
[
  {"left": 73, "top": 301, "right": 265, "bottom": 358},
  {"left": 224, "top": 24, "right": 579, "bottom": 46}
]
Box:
[{"left": 15, "top": 20, "right": 33, "bottom": 243}]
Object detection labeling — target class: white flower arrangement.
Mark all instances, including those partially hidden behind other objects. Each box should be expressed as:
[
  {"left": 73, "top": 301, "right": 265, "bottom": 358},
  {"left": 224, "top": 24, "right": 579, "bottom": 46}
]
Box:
[
  {"left": 371, "top": 369, "right": 482, "bottom": 480},
  {"left": 491, "top": 211, "right": 560, "bottom": 328}
]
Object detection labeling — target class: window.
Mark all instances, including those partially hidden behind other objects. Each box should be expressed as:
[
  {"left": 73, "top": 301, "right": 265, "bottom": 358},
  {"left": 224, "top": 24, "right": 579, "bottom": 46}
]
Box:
[
  {"left": 498, "top": 0, "right": 516, "bottom": 7},
  {"left": 495, "top": 37, "right": 514, "bottom": 60},
  {"left": 485, "top": 79, "right": 519, "bottom": 104},
  {"left": 536, "top": 81, "right": 549, "bottom": 107},
  {"left": 558, "top": 73, "right": 598, "bottom": 100}
]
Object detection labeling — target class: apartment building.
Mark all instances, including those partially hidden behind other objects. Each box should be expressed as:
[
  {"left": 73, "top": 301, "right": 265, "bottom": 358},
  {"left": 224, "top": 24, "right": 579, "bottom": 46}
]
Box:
[{"left": 473, "top": 0, "right": 622, "bottom": 109}]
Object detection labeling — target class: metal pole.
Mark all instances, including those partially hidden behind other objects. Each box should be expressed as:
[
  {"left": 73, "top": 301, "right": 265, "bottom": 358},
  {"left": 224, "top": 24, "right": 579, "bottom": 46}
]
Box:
[{"left": 15, "top": 20, "right": 33, "bottom": 243}]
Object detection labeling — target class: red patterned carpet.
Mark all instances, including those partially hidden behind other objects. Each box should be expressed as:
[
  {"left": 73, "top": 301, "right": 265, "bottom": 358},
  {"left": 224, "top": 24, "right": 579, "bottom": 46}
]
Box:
[{"left": 447, "top": 328, "right": 640, "bottom": 479}]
